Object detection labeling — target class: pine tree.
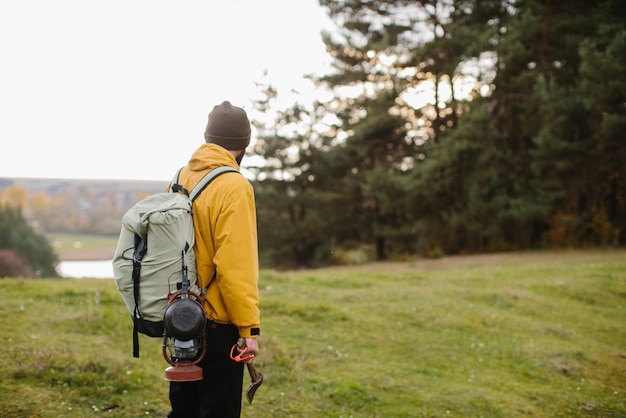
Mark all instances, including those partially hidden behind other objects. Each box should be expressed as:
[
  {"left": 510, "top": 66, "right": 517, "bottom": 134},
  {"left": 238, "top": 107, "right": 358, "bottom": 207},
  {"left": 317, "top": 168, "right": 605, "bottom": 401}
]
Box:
[{"left": 0, "top": 205, "right": 59, "bottom": 277}]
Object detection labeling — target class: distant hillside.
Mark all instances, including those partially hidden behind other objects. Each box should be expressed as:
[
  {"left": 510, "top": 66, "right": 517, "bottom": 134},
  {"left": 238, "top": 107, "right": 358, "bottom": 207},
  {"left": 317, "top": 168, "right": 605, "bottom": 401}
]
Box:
[
  {"left": 0, "top": 177, "right": 167, "bottom": 235},
  {"left": 0, "top": 177, "right": 165, "bottom": 196}
]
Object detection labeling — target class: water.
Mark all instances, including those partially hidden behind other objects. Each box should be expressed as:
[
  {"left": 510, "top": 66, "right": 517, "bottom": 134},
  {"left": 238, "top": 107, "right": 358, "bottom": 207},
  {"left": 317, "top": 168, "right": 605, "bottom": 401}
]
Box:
[{"left": 58, "top": 260, "right": 114, "bottom": 279}]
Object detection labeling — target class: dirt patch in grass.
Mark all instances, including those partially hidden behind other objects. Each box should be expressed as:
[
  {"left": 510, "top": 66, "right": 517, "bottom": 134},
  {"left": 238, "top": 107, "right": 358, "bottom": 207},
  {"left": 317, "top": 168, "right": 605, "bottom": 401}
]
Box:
[{"left": 303, "top": 249, "right": 621, "bottom": 273}]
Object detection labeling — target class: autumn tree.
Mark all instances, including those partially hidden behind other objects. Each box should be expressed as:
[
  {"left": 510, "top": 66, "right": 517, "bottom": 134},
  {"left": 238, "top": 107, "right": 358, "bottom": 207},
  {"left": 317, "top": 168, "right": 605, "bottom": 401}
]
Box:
[{"left": 2, "top": 185, "right": 29, "bottom": 214}]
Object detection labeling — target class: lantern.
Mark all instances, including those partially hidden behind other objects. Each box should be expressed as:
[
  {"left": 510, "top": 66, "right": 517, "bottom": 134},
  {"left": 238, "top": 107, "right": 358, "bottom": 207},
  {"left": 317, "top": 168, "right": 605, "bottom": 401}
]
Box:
[{"left": 162, "top": 276, "right": 207, "bottom": 382}]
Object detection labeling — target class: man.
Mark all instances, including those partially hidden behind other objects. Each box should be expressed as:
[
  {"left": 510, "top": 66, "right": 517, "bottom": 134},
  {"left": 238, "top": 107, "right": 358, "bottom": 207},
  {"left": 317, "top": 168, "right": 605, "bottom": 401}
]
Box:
[{"left": 168, "top": 101, "right": 261, "bottom": 418}]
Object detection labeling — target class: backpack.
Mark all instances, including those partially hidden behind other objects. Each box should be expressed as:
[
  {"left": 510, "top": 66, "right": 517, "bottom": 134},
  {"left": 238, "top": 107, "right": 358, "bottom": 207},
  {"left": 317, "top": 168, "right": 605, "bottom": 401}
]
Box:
[{"left": 112, "top": 166, "right": 239, "bottom": 357}]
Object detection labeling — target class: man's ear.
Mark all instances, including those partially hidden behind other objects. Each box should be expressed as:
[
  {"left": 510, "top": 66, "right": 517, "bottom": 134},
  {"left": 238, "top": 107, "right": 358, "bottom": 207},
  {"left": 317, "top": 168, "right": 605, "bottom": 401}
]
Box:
[{"left": 236, "top": 149, "right": 246, "bottom": 165}]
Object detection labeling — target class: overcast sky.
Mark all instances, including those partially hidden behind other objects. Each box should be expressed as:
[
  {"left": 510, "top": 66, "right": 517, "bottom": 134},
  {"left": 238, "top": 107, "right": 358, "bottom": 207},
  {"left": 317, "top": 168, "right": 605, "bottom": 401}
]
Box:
[{"left": 1, "top": 0, "right": 333, "bottom": 181}]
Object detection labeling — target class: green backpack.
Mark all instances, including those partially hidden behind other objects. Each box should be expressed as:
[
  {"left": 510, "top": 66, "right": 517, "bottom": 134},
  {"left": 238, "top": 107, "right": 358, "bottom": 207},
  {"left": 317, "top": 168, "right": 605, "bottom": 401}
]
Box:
[{"left": 112, "top": 166, "right": 238, "bottom": 357}]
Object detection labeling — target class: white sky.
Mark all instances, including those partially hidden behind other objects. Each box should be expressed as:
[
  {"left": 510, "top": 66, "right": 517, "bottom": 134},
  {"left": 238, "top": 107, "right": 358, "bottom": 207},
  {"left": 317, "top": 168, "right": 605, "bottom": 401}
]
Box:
[{"left": 0, "top": 0, "right": 333, "bottom": 181}]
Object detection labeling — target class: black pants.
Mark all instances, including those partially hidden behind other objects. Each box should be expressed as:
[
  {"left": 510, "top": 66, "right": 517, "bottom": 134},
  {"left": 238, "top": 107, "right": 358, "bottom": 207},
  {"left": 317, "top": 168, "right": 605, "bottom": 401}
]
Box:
[{"left": 168, "top": 322, "right": 244, "bottom": 418}]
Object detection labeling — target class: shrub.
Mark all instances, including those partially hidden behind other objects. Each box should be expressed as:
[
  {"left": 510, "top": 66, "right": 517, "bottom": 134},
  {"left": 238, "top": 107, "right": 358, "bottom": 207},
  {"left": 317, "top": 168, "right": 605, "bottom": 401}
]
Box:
[
  {"left": 0, "top": 249, "right": 33, "bottom": 277},
  {"left": 0, "top": 205, "right": 59, "bottom": 278}
]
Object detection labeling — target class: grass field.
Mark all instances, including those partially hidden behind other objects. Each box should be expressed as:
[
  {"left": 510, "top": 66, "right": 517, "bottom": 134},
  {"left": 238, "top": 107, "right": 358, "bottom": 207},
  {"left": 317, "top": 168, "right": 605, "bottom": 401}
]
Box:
[
  {"left": 46, "top": 233, "right": 118, "bottom": 261},
  {"left": 1, "top": 249, "right": 624, "bottom": 417}
]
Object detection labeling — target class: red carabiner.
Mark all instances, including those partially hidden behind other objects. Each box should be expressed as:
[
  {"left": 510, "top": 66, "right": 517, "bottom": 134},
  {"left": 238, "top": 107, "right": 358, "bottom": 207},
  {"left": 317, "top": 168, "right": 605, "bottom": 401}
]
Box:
[{"left": 230, "top": 343, "right": 254, "bottom": 363}]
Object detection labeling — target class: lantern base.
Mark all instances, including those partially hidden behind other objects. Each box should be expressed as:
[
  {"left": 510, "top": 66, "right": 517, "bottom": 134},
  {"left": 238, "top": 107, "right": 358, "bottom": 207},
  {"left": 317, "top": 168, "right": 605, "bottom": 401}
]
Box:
[{"left": 165, "top": 364, "right": 203, "bottom": 382}]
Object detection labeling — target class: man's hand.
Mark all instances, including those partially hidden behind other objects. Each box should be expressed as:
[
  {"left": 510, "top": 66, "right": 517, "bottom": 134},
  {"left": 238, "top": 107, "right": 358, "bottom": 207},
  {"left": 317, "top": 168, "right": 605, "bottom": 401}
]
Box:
[{"left": 243, "top": 338, "right": 259, "bottom": 364}]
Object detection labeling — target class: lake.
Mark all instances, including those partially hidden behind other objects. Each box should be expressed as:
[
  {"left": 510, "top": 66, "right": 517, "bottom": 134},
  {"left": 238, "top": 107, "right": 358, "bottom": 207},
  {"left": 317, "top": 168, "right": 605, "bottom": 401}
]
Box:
[{"left": 58, "top": 260, "right": 114, "bottom": 279}]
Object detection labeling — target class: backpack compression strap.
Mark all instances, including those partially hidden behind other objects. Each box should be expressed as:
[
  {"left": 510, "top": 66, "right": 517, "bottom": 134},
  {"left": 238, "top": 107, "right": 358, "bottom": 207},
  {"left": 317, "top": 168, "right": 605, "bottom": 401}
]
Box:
[{"left": 131, "top": 234, "right": 147, "bottom": 358}]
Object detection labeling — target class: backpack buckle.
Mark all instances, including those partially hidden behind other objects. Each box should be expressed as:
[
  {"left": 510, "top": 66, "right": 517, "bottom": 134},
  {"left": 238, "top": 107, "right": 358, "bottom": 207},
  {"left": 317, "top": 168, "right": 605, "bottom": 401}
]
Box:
[{"left": 172, "top": 184, "right": 189, "bottom": 196}]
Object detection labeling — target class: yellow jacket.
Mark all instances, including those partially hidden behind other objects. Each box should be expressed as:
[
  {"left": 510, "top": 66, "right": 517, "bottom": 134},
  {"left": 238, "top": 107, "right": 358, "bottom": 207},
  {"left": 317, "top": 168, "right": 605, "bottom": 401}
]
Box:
[{"left": 175, "top": 143, "right": 260, "bottom": 338}]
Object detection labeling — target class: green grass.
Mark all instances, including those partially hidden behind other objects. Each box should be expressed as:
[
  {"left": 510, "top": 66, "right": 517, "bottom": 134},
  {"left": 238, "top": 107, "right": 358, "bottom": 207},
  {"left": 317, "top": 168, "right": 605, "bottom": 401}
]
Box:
[
  {"left": 1, "top": 250, "right": 625, "bottom": 417},
  {"left": 46, "top": 233, "right": 118, "bottom": 259}
]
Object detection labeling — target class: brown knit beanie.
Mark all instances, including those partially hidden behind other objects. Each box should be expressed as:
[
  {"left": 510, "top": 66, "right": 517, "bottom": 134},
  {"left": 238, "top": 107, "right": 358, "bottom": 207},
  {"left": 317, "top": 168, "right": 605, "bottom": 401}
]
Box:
[{"left": 204, "top": 101, "right": 251, "bottom": 150}]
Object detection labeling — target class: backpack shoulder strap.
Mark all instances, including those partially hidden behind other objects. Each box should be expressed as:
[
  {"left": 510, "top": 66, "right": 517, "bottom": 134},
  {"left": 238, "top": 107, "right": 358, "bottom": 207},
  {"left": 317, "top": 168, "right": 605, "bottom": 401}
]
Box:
[
  {"left": 188, "top": 166, "right": 239, "bottom": 292},
  {"left": 189, "top": 166, "right": 240, "bottom": 203},
  {"left": 169, "top": 167, "right": 187, "bottom": 195}
]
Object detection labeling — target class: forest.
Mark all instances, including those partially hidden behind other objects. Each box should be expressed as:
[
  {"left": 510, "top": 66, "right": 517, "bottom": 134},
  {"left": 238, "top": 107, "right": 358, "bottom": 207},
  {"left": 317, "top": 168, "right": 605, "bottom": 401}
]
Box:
[
  {"left": 2, "top": 0, "right": 625, "bottom": 271},
  {"left": 247, "top": 0, "right": 626, "bottom": 267}
]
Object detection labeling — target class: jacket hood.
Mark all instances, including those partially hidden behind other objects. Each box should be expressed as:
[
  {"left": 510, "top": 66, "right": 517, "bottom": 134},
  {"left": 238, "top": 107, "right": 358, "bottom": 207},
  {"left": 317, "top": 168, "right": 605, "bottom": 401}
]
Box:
[{"left": 188, "top": 143, "right": 239, "bottom": 172}]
